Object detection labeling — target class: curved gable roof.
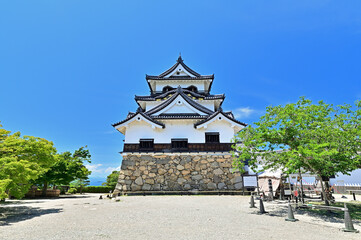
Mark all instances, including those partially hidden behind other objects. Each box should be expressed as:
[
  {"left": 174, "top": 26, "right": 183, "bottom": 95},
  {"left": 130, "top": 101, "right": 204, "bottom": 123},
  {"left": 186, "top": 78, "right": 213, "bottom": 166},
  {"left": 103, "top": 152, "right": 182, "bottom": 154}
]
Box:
[
  {"left": 158, "top": 56, "right": 201, "bottom": 78},
  {"left": 194, "top": 110, "right": 247, "bottom": 128},
  {"left": 112, "top": 112, "right": 165, "bottom": 128},
  {"left": 145, "top": 86, "right": 214, "bottom": 116},
  {"left": 135, "top": 89, "right": 224, "bottom": 101}
]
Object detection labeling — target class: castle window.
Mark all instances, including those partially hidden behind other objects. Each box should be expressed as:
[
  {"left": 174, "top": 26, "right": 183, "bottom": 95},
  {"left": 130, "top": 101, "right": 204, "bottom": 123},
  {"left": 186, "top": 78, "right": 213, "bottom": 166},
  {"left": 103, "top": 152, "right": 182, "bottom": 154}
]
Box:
[
  {"left": 171, "top": 138, "right": 188, "bottom": 150},
  {"left": 205, "top": 132, "right": 220, "bottom": 143},
  {"left": 163, "top": 86, "right": 173, "bottom": 93},
  {"left": 139, "top": 139, "right": 154, "bottom": 150},
  {"left": 187, "top": 85, "right": 198, "bottom": 93}
]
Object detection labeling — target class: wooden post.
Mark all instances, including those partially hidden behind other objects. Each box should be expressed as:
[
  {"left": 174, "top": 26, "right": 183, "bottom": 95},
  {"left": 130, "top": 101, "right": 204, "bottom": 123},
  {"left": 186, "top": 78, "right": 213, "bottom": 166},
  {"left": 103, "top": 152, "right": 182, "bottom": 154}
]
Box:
[
  {"left": 288, "top": 176, "right": 293, "bottom": 200},
  {"left": 242, "top": 174, "right": 245, "bottom": 196},
  {"left": 299, "top": 170, "right": 304, "bottom": 204},
  {"left": 256, "top": 173, "right": 260, "bottom": 196}
]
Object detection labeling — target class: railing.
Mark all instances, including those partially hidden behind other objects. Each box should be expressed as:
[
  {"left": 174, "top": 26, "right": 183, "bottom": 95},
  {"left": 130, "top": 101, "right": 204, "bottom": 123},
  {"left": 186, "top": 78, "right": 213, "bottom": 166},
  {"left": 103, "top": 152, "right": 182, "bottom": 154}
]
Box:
[{"left": 123, "top": 143, "right": 233, "bottom": 153}]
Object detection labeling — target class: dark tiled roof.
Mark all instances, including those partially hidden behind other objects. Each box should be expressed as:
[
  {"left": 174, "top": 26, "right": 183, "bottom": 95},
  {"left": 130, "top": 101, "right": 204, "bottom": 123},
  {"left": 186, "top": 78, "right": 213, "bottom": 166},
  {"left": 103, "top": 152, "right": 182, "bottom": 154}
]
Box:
[
  {"left": 144, "top": 92, "right": 179, "bottom": 115},
  {"left": 135, "top": 89, "right": 224, "bottom": 101},
  {"left": 194, "top": 110, "right": 247, "bottom": 128},
  {"left": 145, "top": 86, "right": 214, "bottom": 116},
  {"left": 146, "top": 75, "right": 214, "bottom": 80},
  {"left": 112, "top": 112, "right": 165, "bottom": 128},
  {"left": 224, "top": 111, "right": 234, "bottom": 118},
  {"left": 158, "top": 56, "right": 202, "bottom": 78},
  {"left": 146, "top": 56, "right": 215, "bottom": 94},
  {"left": 152, "top": 114, "right": 208, "bottom": 120}
]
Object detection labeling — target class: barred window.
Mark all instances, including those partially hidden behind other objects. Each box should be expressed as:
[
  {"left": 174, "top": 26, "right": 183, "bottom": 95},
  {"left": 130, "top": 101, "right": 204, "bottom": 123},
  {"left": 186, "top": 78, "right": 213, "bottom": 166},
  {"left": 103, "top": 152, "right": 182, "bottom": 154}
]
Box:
[
  {"left": 171, "top": 139, "right": 188, "bottom": 150},
  {"left": 205, "top": 132, "right": 220, "bottom": 143},
  {"left": 139, "top": 139, "right": 154, "bottom": 150}
]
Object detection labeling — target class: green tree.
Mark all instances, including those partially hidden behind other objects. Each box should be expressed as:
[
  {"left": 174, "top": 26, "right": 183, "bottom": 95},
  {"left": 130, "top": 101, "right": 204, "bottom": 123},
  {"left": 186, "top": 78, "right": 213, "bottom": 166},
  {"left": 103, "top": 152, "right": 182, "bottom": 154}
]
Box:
[
  {"left": 35, "top": 147, "right": 92, "bottom": 196},
  {"left": 70, "top": 178, "right": 90, "bottom": 194},
  {"left": 233, "top": 97, "right": 361, "bottom": 204},
  {"left": 102, "top": 170, "right": 119, "bottom": 189},
  {"left": 0, "top": 123, "right": 56, "bottom": 200}
]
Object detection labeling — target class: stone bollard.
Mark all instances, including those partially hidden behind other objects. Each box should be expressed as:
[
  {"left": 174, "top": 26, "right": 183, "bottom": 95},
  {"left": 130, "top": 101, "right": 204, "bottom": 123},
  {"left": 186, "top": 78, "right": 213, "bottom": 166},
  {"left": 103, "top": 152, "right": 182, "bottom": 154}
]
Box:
[
  {"left": 342, "top": 203, "right": 359, "bottom": 233},
  {"left": 262, "top": 191, "right": 266, "bottom": 201},
  {"left": 250, "top": 195, "right": 256, "bottom": 208},
  {"left": 285, "top": 203, "right": 298, "bottom": 222},
  {"left": 258, "top": 199, "right": 268, "bottom": 214}
]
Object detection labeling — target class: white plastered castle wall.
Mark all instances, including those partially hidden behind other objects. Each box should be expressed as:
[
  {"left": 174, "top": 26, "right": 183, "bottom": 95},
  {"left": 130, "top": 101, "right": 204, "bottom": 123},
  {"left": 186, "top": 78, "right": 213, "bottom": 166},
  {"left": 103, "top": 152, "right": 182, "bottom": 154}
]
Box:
[{"left": 123, "top": 119, "right": 237, "bottom": 144}]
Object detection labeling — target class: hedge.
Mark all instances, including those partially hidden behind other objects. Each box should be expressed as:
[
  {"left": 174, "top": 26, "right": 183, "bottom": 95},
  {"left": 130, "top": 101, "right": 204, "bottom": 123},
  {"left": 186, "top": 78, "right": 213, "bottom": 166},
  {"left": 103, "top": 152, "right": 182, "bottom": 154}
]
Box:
[{"left": 79, "top": 186, "right": 114, "bottom": 193}]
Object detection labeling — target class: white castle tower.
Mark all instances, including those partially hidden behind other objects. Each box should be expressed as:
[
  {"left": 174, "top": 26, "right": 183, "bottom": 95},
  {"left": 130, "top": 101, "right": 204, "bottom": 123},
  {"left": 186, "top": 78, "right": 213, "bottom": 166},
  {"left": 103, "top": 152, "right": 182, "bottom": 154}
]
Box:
[{"left": 112, "top": 56, "right": 247, "bottom": 193}]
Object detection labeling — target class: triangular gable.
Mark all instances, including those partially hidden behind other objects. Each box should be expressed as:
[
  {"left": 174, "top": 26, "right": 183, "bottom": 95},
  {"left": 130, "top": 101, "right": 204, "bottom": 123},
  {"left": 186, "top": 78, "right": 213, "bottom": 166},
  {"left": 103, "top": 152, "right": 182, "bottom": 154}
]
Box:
[
  {"left": 145, "top": 88, "right": 214, "bottom": 116},
  {"left": 195, "top": 111, "right": 246, "bottom": 132},
  {"left": 164, "top": 63, "right": 196, "bottom": 78},
  {"left": 155, "top": 95, "right": 205, "bottom": 115},
  {"left": 113, "top": 112, "right": 164, "bottom": 134}
]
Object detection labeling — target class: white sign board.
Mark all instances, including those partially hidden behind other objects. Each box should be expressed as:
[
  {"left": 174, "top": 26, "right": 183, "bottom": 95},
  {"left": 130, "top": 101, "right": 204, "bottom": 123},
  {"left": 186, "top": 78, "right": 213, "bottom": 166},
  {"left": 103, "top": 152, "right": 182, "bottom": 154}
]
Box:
[
  {"left": 284, "top": 190, "right": 292, "bottom": 195},
  {"left": 243, "top": 176, "right": 258, "bottom": 187}
]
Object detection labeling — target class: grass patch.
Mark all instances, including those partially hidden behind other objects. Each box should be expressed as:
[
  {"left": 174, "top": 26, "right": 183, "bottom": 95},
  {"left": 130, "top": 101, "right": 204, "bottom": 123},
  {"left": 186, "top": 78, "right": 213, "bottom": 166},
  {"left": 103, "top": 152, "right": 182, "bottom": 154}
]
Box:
[{"left": 303, "top": 201, "right": 361, "bottom": 220}]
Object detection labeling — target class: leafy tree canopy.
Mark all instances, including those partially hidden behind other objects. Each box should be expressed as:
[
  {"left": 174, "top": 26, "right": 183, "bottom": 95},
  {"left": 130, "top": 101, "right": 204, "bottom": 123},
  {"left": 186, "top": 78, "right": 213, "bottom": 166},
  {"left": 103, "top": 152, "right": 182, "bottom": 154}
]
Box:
[
  {"left": 233, "top": 97, "right": 361, "bottom": 179},
  {"left": 0, "top": 123, "right": 56, "bottom": 199},
  {"left": 35, "top": 147, "right": 92, "bottom": 190},
  {"left": 102, "top": 170, "right": 119, "bottom": 189}
]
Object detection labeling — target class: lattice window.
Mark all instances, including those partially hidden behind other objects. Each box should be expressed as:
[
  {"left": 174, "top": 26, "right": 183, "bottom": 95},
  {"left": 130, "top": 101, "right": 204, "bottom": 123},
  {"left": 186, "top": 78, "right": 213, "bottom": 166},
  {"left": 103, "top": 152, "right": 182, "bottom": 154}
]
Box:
[
  {"left": 205, "top": 132, "right": 220, "bottom": 143},
  {"left": 171, "top": 139, "right": 188, "bottom": 150},
  {"left": 139, "top": 139, "right": 154, "bottom": 150}
]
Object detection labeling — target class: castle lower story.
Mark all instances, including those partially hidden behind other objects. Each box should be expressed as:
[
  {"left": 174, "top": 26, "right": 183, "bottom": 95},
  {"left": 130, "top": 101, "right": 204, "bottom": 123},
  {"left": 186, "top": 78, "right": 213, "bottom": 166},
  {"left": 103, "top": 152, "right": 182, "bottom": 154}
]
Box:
[{"left": 114, "top": 153, "right": 243, "bottom": 194}]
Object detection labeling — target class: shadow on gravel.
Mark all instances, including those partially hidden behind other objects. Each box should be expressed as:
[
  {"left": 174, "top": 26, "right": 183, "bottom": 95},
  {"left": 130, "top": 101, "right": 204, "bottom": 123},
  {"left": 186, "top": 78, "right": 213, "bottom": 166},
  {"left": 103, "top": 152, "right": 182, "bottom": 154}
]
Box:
[
  {"left": 59, "top": 195, "right": 92, "bottom": 199},
  {"left": 253, "top": 203, "right": 351, "bottom": 224},
  {"left": 294, "top": 209, "right": 345, "bottom": 224},
  {"left": 0, "top": 206, "right": 62, "bottom": 226},
  {"left": 19, "top": 195, "right": 93, "bottom": 201}
]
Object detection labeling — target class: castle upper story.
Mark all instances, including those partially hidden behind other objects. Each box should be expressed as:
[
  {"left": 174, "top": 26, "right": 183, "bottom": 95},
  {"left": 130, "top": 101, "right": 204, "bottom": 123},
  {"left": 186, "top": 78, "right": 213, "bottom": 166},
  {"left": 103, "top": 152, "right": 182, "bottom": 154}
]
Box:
[{"left": 112, "top": 56, "right": 246, "bottom": 154}]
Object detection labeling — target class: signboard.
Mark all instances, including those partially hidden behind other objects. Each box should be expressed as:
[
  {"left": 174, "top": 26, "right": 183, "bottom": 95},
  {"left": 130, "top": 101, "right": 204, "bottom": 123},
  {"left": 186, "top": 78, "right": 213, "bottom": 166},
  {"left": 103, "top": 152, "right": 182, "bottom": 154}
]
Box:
[
  {"left": 284, "top": 189, "right": 292, "bottom": 195},
  {"left": 243, "top": 176, "right": 258, "bottom": 187}
]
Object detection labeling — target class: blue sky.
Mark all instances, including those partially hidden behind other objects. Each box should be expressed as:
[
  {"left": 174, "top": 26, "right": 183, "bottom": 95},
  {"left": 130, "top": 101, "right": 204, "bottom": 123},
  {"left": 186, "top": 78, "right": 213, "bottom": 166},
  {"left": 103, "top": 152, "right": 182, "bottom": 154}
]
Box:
[{"left": 1, "top": 1, "right": 361, "bottom": 185}]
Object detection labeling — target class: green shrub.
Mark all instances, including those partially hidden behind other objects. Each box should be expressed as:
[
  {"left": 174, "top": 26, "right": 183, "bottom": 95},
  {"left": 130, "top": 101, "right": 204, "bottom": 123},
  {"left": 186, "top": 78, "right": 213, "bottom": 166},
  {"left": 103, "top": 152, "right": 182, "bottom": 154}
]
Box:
[
  {"left": 68, "top": 187, "right": 78, "bottom": 194},
  {"left": 80, "top": 186, "right": 114, "bottom": 193}
]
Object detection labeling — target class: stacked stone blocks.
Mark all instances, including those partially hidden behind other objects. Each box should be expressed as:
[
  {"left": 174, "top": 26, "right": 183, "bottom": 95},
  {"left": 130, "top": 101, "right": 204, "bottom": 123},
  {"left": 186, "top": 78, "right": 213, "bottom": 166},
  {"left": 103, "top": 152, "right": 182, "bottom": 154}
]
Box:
[{"left": 115, "top": 154, "right": 243, "bottom": 192}]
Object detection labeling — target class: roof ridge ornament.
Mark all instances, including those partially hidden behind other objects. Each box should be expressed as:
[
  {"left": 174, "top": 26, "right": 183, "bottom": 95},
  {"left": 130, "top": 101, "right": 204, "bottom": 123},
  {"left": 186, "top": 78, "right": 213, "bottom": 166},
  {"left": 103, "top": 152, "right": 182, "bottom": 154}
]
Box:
[
  {"left": 177, "top": 55, "right": 183, "bottom": 63},
  {"left": 176, "top": 85, "right": 183, "bottom": 93}
]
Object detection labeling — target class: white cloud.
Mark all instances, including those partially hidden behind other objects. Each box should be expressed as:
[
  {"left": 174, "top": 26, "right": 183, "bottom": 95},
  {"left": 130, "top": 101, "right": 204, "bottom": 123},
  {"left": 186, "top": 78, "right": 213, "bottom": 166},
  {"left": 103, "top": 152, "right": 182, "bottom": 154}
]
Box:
[
  {"left": 232, "top": 107, "right": 255, "bottom": 119},
  {"left": 104, "top": 166, "right": 120, "bottom": 174},
  {"left": 85, "top": 164, "right": 120, "bottom": 178},
  {"left": 85, "top": 163, "right": 103, "bottom": 173}
]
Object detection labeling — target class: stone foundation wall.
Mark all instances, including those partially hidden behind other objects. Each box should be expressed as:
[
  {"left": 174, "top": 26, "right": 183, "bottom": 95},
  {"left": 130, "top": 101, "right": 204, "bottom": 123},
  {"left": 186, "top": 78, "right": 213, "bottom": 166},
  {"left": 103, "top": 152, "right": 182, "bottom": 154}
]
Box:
[{"left": 114, "top": 153, "right": 243, "bottom": 193}]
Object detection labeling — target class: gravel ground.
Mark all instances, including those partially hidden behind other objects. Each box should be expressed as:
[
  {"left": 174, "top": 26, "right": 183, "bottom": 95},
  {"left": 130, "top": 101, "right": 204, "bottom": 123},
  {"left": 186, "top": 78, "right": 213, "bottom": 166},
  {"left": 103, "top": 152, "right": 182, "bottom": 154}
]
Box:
[{"left": 0, "top": 194, "right": 360, "bottom": 240}]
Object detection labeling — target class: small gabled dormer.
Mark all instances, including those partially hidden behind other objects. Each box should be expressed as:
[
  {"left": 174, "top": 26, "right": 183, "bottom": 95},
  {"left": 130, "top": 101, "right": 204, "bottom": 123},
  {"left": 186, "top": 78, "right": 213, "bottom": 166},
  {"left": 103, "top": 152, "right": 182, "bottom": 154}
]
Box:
[{"left": 146, "top": 56, "right": 214, "bottom": 95}]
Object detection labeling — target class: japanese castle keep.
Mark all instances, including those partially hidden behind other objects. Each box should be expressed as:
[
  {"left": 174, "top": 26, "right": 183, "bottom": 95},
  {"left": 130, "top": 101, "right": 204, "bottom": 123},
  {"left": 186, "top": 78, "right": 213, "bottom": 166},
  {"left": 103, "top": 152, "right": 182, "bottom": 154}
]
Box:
[{"left": 112, "top": 56, "right": 247, "bottom": 193}]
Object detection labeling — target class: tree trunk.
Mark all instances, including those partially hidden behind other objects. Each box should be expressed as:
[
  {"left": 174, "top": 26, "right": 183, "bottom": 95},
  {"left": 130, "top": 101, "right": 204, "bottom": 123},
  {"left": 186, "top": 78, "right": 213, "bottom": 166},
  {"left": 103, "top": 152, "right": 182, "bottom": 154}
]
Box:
[
  {"left": 42, "top": 181, "right": 48, "bottom": 197},
  {"left": 5, "top": 189, "right": 11, "bottom": 200},
  {"left": 318, "top": 177, "right": 329, "bottom": 206},
  {"left": 298, "top": 170, "right": 304, "bottom": 204}
]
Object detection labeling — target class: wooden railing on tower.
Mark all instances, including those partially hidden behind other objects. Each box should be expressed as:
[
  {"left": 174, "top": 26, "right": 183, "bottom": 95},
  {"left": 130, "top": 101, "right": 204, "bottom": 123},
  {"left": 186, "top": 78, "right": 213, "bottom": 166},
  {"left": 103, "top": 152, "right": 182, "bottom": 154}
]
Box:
[{"left": 122, "top": 143, "right": 233, "bottom": 153}]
